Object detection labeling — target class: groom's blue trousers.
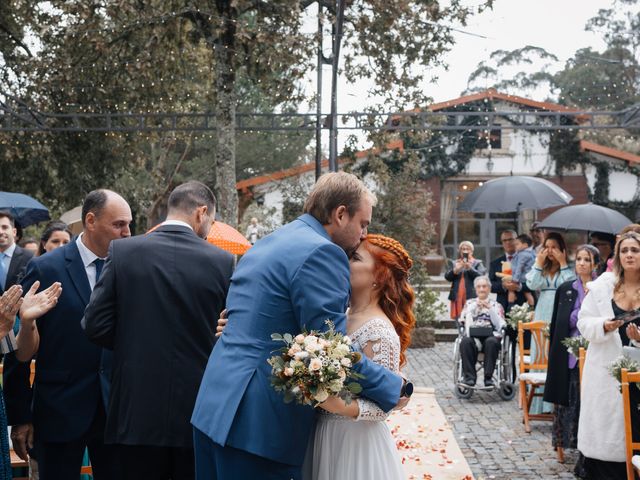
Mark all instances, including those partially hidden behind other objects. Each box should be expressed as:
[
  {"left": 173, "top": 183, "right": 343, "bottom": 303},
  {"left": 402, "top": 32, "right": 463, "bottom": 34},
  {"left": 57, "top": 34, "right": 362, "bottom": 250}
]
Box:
[{"left": 193, "top": 427, "right": 302, "bottom": 480}]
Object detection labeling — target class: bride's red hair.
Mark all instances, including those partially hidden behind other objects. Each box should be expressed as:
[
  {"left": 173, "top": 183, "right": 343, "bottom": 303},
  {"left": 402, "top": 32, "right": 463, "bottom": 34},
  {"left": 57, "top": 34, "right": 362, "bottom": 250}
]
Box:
[{"left": 362, "top": 234, "right": 416, "bottom": 367}]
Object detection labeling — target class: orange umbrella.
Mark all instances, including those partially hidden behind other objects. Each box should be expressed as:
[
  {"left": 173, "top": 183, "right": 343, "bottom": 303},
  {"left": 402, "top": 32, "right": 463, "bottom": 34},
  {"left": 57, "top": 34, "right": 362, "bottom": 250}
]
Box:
[{"left": 207, "top": 221, "right": 252, "bottom": 255}]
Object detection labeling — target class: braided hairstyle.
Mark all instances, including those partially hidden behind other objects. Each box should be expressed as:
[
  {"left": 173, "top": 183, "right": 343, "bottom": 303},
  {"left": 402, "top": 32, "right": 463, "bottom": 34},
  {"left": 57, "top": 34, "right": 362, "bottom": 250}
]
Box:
[{"left": 362, "top": 234, "right": 416, "bottom": 367}]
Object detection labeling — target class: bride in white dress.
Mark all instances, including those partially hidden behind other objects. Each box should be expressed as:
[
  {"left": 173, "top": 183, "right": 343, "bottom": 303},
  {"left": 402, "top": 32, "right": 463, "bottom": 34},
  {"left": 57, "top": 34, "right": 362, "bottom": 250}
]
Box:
[{"left": 303, "top": 233, "right": 416, "bottom": 480}]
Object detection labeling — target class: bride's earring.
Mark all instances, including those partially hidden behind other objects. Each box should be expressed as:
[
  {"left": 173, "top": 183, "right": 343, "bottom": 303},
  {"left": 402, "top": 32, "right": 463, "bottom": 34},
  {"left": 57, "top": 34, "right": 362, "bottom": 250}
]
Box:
[{"left": 372, "top": 282, "right": 378, "bottom": 288}]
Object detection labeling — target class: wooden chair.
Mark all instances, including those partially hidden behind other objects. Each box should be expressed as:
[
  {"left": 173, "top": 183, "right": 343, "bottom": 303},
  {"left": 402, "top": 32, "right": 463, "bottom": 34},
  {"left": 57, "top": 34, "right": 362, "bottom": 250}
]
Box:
[
  {"left": 518, "top": 321, "right": 553, "bottom": 434},
  {"left": 622, "top": 369, "right": 640, "bottom": 480}
]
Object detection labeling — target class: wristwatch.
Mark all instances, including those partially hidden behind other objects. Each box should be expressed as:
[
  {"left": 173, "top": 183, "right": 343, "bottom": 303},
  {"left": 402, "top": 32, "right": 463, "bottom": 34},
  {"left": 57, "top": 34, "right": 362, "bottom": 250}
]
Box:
[{"left": 400, "top": 379, "right": 414, "bottom": 398}]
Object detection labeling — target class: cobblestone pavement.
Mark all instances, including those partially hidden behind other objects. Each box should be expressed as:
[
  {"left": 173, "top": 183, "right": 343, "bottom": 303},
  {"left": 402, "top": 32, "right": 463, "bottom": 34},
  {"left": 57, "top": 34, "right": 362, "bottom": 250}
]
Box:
[{"left": 405, "top": 343, "right": 578, "bottom": 480}]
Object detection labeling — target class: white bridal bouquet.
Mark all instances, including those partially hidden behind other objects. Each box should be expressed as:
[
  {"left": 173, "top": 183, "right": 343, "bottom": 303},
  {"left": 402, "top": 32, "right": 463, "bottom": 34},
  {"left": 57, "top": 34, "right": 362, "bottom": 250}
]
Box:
[
  {"left": 505, "top": 303, "right": 533, "bottom": 330},
  {"left": 608, "top": 355, "right": 640, "bottom": 392},
  {"left": 561, "top": 336, "right": 589, "bottom": 358},
  {"left": 267, "top": 320, "right": 364, "bottom": 406}
]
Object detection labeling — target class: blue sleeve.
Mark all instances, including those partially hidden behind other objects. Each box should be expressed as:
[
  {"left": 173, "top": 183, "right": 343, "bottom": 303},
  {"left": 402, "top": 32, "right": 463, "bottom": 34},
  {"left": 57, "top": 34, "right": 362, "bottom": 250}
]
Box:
[
  {"left": 289, "top": 243, "right": 350, "bottom": 333},
  {"left": 289, "top": 243, "right": 402, "bottom": 412},
  {"left": 526, "top": 266, "right": 545, "bottom": 291}
]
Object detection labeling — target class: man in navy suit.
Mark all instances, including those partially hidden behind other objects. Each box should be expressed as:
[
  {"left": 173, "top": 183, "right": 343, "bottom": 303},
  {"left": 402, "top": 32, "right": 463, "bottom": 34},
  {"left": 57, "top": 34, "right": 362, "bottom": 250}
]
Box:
[
  {"left": 6, "top": 189, "right": 132, "bottom": 480},
  {"left": 192, "top": 172, "right": 407, "bottom": 480},
  {"left": 83, "top": 181, "right": 234, "bottom": 480},
  {"left": 0, "top": 211, "right": 33, "bottom": 295}
]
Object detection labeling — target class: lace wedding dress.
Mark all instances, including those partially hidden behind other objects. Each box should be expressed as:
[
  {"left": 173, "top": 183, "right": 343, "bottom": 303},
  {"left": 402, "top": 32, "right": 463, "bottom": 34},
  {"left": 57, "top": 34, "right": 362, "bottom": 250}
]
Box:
[{"left": 302, "top": 318, "right": 405, "bottom": 480}]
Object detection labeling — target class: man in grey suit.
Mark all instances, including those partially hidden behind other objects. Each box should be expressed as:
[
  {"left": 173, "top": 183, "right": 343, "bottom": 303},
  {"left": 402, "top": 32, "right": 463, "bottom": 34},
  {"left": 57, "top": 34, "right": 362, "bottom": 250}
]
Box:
[{"left": 83, "top": 181, "right": 234, "bottom": 480}]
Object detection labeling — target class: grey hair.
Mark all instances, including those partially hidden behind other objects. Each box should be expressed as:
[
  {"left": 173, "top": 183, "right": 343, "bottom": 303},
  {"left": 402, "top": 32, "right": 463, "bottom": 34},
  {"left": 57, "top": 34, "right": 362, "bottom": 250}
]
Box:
[
  {"left": 473, "top": 275, "right": 491, "bottom": 288},
  {"left": 458, "top": 240, "right": 474, "bottom": 252},
  {"left": 500, "top": 229, "right": 517, "bottom": 238}
]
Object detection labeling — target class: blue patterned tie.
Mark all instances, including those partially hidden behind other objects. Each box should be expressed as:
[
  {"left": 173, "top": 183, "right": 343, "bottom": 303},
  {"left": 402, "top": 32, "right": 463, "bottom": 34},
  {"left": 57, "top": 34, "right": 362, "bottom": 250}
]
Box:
[
  {"left": 94, "top": 258, "right": 105, "bottom": 282},
  {"left": 0, "top": 253, "right": 6, "bottom": 291}
]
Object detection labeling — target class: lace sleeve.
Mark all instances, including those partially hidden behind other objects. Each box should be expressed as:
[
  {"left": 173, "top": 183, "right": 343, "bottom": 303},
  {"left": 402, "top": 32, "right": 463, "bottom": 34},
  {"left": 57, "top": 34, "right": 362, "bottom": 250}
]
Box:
[{"left": 353, "top": 319, "right": 401, "bottom": 422}]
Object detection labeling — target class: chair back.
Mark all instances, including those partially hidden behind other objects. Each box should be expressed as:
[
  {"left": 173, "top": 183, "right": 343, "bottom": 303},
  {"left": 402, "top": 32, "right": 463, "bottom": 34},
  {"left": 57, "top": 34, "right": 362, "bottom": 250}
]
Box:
[
  {"left": 578, "top": 347, "right": 586, "bottom": 385},
  {"left": 622, "top": 368, "right": 640, "bottom": 480},
  {"left": 518, "top": 321, "right": 550, "bottom": 373}
]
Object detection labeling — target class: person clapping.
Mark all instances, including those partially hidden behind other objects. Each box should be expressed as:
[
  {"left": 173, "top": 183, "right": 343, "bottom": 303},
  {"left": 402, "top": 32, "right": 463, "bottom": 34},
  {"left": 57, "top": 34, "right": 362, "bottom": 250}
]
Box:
[{"left": 458, "top": 276, "right": 506, "bottom": 388}]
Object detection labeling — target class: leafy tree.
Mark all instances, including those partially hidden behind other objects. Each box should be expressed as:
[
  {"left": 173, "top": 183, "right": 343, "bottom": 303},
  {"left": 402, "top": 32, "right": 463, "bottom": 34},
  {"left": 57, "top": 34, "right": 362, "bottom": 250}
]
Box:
[{"left": 1, "top": 0, "right": 493, "bottom": 225}]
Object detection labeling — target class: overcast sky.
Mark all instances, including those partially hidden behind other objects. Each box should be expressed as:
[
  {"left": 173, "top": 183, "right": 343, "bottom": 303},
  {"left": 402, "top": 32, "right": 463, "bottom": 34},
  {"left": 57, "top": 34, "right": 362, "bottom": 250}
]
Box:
[{"left": 311, "top": 0, "right": 611, "bottom": 150}]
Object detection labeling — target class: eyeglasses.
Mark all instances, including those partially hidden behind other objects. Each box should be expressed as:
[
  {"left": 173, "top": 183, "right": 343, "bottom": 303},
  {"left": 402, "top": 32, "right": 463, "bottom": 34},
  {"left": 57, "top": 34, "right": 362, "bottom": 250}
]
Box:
[{"left": 501, "top": 238, "right": 516, "bottom": 243}]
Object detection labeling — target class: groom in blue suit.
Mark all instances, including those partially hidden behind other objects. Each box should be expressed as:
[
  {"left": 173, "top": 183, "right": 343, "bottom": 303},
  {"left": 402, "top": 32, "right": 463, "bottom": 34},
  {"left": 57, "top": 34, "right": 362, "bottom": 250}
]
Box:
[{"left": 192, "top": 172, "right": 405, "bottom": 479}]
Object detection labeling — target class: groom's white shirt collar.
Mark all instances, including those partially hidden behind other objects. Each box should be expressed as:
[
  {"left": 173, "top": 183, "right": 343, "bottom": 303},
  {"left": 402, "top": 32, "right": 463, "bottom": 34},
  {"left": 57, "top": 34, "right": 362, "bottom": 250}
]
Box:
[{"left": 160, "top": 220, "right": 193, "bottom": 231}]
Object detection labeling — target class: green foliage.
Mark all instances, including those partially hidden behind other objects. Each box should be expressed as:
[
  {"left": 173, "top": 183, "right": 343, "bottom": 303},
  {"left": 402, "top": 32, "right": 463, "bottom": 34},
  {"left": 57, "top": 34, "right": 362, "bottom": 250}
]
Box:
[
  {"left": 608, "top": 354, "right": 640, "bottom": 392},
  {"left": 413, "top": 287, "right": 446, "bottom": 327},
  {"left": 364, "top": 156, "right": 436, "bottom": 263},
  {"left": 561, "top": 336, "right": 589, "bottom": 358},
  {"left": 592, "top": 163, "right": 611, "bottom": 205},
  {"left": 2, "top": 0, "right": 492, "bottom": 226},
  {"left": 548, "top": 119, "right": 589, "bottom": 176}
]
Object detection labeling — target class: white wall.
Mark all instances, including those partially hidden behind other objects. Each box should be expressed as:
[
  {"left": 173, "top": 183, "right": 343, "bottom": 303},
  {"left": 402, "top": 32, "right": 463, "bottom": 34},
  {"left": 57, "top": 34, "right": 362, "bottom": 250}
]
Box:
[{"left": 584, "top": 163, "right": 639, "bottom": 203}]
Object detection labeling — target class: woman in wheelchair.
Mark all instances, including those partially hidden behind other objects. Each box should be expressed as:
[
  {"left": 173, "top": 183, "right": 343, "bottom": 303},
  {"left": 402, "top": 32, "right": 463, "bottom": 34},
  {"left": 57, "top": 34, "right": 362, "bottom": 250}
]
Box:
[{"left": 459, "top": 275, "right": 506, "bottom": 388}]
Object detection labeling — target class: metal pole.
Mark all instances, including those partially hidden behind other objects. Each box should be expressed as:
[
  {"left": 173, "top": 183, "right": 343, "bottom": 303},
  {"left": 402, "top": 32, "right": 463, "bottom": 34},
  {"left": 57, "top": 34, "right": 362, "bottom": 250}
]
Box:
[
  {"left": 329, "top": 0, "right": 346, "bottom": 172},
  {"left": 315, "top": 2, "right": 323, "bottom": 181}
]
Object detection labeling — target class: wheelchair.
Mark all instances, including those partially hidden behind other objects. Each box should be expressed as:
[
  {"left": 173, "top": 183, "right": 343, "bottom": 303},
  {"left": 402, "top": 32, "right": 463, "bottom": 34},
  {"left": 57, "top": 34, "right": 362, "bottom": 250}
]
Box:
[{"left": 452, "top": 325, "right": 516, "bottom": 401}]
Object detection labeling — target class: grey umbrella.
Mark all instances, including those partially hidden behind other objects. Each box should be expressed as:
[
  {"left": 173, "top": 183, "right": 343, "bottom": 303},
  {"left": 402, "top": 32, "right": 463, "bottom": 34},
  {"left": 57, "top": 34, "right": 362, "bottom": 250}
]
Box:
[
  {"left": 458, "top": 176, "right": 573, "bottom": 213},
  {"left": 537, "top": 203, "right": 632, "bottom": 234}
]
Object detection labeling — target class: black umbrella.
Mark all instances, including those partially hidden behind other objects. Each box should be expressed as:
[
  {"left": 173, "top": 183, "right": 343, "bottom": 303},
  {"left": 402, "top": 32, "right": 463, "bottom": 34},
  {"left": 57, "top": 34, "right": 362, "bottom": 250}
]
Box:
[
  {"left": 0, "top": 191, "right": 50, "bottom": 227},
  {"left": 537, "top": 203, "right": 632, "bottom": 234},
  {"left": 458, "top": 176, "right": 573, "bottom": 213}
]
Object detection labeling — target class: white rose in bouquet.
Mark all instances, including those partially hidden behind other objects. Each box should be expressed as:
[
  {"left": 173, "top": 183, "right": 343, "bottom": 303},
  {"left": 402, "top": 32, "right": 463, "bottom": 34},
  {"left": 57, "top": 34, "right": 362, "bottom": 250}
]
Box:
[{"left": 268, "top": 320, "right": 365, "bottom": 407}]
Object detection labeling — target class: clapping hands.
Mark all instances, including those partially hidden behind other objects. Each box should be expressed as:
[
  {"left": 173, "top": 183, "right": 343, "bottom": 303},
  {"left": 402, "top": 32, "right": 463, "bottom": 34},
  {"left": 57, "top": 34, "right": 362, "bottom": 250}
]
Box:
[
  {"left": 20, "top": 281, "right": 62, "bottom": 324},
  {"left": 0, "top": 285, "right": 23, "bottom": 338}
]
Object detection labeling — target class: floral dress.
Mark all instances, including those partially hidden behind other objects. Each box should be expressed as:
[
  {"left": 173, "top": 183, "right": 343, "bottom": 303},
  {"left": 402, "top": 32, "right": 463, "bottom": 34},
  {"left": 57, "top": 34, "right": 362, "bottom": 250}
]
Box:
[{"left": 303, "top": 318, "right": 404, "bottom": 480}]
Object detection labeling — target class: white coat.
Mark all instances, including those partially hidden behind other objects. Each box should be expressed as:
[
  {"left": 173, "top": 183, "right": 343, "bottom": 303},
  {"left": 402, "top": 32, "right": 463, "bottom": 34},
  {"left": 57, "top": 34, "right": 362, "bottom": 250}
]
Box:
[{"left": 577, "top": 272, "right": 635, "bottom": 462}]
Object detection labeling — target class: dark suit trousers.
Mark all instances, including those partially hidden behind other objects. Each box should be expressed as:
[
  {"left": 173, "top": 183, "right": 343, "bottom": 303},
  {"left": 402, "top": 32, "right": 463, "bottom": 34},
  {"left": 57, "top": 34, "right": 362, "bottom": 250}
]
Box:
[
  {"left": 193, "top": 427, "right": 301, "bottom": 480},
  {"left": 114, "top": 444, "right": 195, "bottom": 480},
  {"left": 461, "top": 335, "right": 501, "bottom": 381},
  {"left": 35, "top": 403, "right": 117, "bottom": 480}
]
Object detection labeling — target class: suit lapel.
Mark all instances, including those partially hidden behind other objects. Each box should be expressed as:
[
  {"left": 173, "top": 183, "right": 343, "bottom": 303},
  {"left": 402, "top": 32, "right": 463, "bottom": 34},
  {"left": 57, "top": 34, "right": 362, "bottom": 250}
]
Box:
[
  {"left": 65, "top": 241, "right": 91, "bottom": 305},
  {"left": 6, "top": 246, "right": 26, "bottom": 286}
]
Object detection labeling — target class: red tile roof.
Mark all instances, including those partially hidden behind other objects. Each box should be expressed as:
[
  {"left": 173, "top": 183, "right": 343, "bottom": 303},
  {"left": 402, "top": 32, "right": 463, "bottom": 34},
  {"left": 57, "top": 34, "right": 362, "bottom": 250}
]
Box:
[
  {"left": 235, "top": 139, "right": 404, "bottom": 190},
  {"left": 236, "top": 91, "right": 638, "bottom": 190},
  {"left": 580, "top": 140, "right": 640, "bottom": 164},
  {"left": 427, "top": 88, "right": 582, "bottom": 114}
]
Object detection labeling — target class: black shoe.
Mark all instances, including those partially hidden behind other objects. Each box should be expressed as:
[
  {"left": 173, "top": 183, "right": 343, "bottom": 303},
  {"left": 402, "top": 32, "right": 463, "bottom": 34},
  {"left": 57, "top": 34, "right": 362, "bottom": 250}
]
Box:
[
  {"left": 462, "top": 377, "right": 476, "bottom": 387},
  {"left": 484, "top": 378, "right": 494, "bottom": 387}
]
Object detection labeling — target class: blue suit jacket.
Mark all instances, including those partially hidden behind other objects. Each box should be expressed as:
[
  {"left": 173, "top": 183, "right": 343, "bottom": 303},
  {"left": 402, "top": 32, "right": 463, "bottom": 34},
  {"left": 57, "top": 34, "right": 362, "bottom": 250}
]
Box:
[
  {"left": 4, "top": 241, "right": 111, "bottom": 442},
  {"left": 191, "top": 214, "right": 402, "bottom": 465}
]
